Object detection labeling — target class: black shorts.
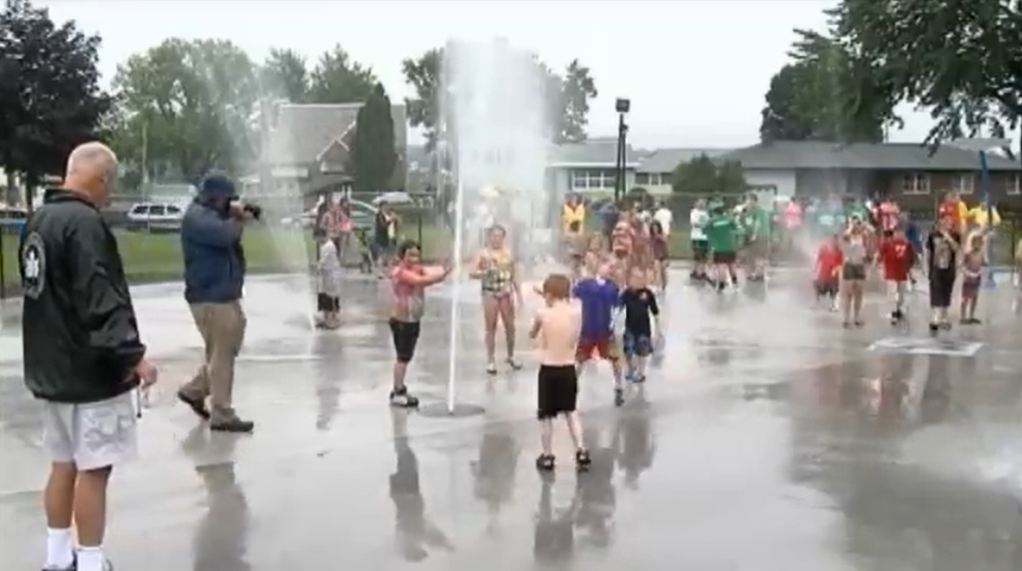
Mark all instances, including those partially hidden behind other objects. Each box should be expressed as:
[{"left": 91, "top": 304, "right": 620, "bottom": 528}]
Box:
[
  {"left": 712, "top": 251, "right": 736, "bottom": 265},
  {"left": 536, "top": 364, "right": 578, "bottom": 420},
  {"left": 842, "top": 263, "right": 867, "bottom": 281},
  {"left": 929, "top": 269, "right": 956, "bottom": 308},
  {"left": 814, "top": 279, "right": 838, "bottom": 297},
  {"left": 317, "top": 293, "right": 339, "bottom": 312},
  {"left": 389, "top": 318, "right": 421, "bottom": 363},
  {"left": 691, "top": 240, "right": 709, "bottom": 262}
]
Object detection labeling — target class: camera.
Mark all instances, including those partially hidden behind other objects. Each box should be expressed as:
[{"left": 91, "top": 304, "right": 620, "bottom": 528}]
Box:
[{"left": 242, "top": 203, "right": 262, "bottom": 221}]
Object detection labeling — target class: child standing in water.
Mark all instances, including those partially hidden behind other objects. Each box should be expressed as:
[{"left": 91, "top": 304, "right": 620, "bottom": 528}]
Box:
[
  {"left": 925, "top": 217, "right": 961, "bottom": 332},
  {"left": 620, "top": 267, "right": 661, "bottom": 383},
  {"left": 530, "top": 274, "right": 590, "bottom": 472},
  {"left": 573, "top": 263, "right": 626, "bottom": 406},
  {"left": 389, "top": 240, "right": 453, "bottom": 407},
  {"left": 959, "top": 231, "right": 986, "bottom": 324},
  {"left": 876, "top": 226, "right": 914, "bottom": 324},
  {"left": 814, "top": 233, "right": 843, "bottom": 311},
  {"left": 316, "top": 239, "right": 343, "bottom": 329}
]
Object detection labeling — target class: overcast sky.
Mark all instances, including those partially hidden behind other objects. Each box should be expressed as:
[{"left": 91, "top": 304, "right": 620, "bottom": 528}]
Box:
[{"left": 42, "top": 0, "right": 934, "bottom": 149}]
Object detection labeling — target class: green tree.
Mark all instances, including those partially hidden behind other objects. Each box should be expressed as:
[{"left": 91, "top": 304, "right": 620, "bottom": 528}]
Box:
[
  {"left": 557, "top": 59, "right": 599, "bottom": 143},
  {"left": 716, "top": 160, "right": 748, "bottom": 193},
  {"left": 760, "top": 64, "right": 815, "bottom": 142},
  {"left": 671, "top": 154, "right": 720, "bottom": 193},
  {"left": 671, "top": 155, "right": 747, "bottom": 194},
  {"left": 829, "top": 0, "right": 1022, "bottom": 146},
  {"left": 760, "top": 29, "right": 898, "bottom": 143},
  {"left": 0, "top": 0, "right": 111, "bottom": 201},
  {"left": 349, "top": 83, "right": 396, "bottom": 191},
  {"left": 401, "top": 47, "right": 442, "bottom": 150},
  {"left": 401, "top": 46, "right": 599, "bottom": 148},
  {"left": 111, "top": 38, "right": 259, "bottom": 182},
  {"left": 261, "top": 47, "right": 309, "bottom": 103},
  {"left": 308, "top": 45, "right": 377, "bottom": 104}
]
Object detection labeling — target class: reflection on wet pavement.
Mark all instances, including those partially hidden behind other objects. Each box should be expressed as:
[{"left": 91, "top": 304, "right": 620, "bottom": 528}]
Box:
[{"left": 3, "top": 272, "right": 1022, "bottom": 570}]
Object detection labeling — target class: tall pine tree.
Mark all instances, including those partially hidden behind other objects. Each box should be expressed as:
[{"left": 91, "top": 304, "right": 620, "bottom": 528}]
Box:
[{"left": 349, "top": 82, "right": 396, "bottom": 191}]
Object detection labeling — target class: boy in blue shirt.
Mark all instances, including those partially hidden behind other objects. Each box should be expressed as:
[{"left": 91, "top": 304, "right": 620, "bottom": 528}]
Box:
[{"left": 573, "top": 263, "right": 626, "bottom": 406}]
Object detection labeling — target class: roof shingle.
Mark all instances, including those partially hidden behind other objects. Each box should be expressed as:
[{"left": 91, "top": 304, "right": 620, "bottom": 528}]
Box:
[{"left": 722, "top": 141, "right": 1020, "bottom": 171}]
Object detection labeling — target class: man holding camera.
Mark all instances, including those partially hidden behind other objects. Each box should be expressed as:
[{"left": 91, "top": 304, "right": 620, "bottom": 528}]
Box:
[{"left": 177, "top": 174, "right": 256, "bottom": 433}]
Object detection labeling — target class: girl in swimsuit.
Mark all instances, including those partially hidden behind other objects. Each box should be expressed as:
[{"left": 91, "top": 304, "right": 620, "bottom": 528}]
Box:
[{"left": 470, "top": 225, "right": 524, "bottom": 374}]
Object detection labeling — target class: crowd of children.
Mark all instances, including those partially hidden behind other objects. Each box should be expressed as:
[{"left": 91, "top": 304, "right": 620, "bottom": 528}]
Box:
[{"left": 371, "top": 189, "right": 1018, "bottom": 477}]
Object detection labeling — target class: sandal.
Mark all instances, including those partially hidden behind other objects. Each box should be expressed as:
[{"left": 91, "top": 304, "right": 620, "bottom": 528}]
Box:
[
  {"left": 535, "top": 453, "right": 555, "bottom": 472},
  {"left": 486, "top": 362, "right": 497, "bottom": 375},
  {"left": 575, "top": 448, "right": 592, "bottom": 470},
  {"left": 506, "top": 358, "right": 523, "bottom": 371}
]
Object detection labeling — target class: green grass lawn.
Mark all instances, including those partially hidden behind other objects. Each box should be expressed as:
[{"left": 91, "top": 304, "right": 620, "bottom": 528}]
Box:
[{"left": 0, "top": 223, "right": 450, "bottom": 295}]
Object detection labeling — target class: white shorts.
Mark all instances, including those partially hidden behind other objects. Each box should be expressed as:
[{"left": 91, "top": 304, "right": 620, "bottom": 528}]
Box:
[{"left": 41, "top": 392, "right": 138, "bottom": 471}]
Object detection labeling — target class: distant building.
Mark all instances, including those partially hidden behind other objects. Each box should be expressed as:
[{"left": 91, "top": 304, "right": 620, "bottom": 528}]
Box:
[
  {"left": 633, "top": 148, "right": 734, "bottom": 195},
  {"left": 258, "top": 102, "right": 408, "bottom": 206},
  {"left": 722, "top": 140, "right": 1022, "bottom": 208}
]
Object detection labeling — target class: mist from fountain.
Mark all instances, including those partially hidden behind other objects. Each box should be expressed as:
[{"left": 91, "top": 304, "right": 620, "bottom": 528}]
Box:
[
  {"left": 243, "top": 99, "right": 317, "bottom": 331},
  {"left": 440, "top": 38, "right": 557, "bottom": 411}
]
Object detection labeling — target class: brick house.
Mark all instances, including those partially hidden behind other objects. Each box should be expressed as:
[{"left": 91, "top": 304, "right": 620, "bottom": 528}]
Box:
[
  {"left": 259, "top": 102, "right": 408, "bottom": 207},
  {"left": 720, "top": 140, "right": 1022, "bottom": 212}
]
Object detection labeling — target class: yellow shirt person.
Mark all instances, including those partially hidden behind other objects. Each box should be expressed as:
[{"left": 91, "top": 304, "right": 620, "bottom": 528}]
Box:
[
  {"left": 562, "top": 196, "right": 585, "bottom": 235},
  {"left": 966, "top": 205, "right": 1001, "bottom": 228}
]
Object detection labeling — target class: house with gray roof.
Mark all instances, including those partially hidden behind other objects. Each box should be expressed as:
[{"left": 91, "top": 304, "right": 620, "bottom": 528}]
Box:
[
  {"left": 258, "top": 102, "right": 408, "bottom": 205},
  {"left": 633, "top": 148, "right": 734, "bottom": 195},
  {"left": 545, "top": 137, "right": 645, "bottom": 199},
  {"left": 719, "top": 140, "right": 1022, "bottom": 208}
]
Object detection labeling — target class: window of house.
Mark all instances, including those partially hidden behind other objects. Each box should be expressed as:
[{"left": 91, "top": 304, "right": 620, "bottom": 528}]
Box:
[
  {"left": 635, "top": 173, "right": 667, "bottom": 186},
  {"left": 951, "top": 173, "right": 975, "bottom": 194},
  {"left": 1009, "top": 174, "right": 1021, "bottom": 196},
  {"left": 901, "top": 173, "right": 930, "bottom": 195},
  {"left": 570, "top": 169, "right": 616, "bottom": 191}
]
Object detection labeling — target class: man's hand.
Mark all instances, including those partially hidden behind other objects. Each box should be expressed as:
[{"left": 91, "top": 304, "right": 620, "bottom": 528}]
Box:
[
  {"left": 132, "top": 358, "right": 158, "bottom": 388},
  {"left": 229, "top": 203, "right": 254, "bottom": 221}
]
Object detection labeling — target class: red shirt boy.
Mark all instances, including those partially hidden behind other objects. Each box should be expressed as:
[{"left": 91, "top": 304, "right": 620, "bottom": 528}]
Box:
[
  {"left": 878, "top": 232, "right": 914, "bottom": 282},
  {"left": 815, "top": 238, "right": 843, "bottom": 283}
]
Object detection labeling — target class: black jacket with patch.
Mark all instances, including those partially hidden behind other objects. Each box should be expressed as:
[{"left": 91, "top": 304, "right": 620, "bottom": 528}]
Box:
[{"left": 20, "top": 189, "right": 146, "bottom": 403}]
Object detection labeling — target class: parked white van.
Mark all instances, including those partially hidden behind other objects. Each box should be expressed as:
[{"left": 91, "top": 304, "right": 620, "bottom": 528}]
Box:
[{"left": 126, "top": 202, "right": 186, "bottom": 232}]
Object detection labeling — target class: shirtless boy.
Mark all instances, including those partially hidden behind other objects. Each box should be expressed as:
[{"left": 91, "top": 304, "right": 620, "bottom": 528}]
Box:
[{"left": 530, "top": 274, "right": 591, "bottom": 472}]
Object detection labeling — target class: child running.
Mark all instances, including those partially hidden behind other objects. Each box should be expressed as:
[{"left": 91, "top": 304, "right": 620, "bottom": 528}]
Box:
[
  {"left": 620, "top": 267, "right": 661, "bottom": 383},
  {"left": 530, "top": 273, "right": 591, "bottom": 472},
  {"left": 876, "top": 226, "right": 914, "bottom": 324},
  {"left": 959, "top": 231, "right": 986, "bottom": 324},
  {"left": 814, "top": 233, "right": 843, "bottom": 311},
  {"left": 573, "top": 263, "right": 626, "bottom": 406},
  {"left": 704, "top": 202, "right": 740, "bottom": 292}
]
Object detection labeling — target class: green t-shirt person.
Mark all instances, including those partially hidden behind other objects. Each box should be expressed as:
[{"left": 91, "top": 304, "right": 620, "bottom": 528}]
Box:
[
  {"left": 704, "top": 214, "right": 739, "bottom": 253},
  {"left": 751, "top": 207, "right": 772, "bottom": 242}
]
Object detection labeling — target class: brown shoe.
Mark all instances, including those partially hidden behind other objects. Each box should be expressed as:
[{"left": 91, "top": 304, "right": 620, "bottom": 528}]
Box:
[
  {"left": 210, "top": 408, "right": 254, "bottom": 433},
  {"left": 177, "top": 391, "right": 210, "bottom": 420}
]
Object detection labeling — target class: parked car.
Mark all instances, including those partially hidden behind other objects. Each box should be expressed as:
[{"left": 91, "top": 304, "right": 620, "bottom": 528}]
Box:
[
  {"left": 0, "top": 207, "right": 27, "bottom": 235},
  {"left": 281, "top": 199, "right": 378, "bottom": 230},
  {"left": 126, "top": 202, "right": 186, "bottom": 232}
]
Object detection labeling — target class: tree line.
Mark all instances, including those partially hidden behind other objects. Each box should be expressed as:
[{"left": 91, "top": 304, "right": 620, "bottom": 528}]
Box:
[
  {"left": 758, "top": 0, "right": 1021, "bottom": 148},
  {"left": 0, "top": 0, "right": 600, "bottom": 200},
  {"left": 668, "top": 0, "right": 1022, "bottom": 195}
]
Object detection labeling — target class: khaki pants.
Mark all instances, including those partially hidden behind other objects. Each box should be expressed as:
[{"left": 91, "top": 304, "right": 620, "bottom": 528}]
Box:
[{"left": 181, "top": 301, "right": 246, "bottom": 421}]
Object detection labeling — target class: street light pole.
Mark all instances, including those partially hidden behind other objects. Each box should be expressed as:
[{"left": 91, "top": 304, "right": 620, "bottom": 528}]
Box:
[{"left": 614, "top": 98, "right": 630, "bottom": 205}]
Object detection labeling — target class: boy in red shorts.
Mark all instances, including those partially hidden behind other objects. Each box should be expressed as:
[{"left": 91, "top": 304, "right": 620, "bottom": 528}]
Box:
[
  {"left": 876, "top": 226, "right": 914, "bottom": 324},
  {"left": 572, "top": 263, "right": 626, "bottom": 406}
]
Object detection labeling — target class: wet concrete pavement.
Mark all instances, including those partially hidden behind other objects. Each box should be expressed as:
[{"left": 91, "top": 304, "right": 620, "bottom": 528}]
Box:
[{"left": 4, "top": 271, "right": 1022, "bottom": 569}]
